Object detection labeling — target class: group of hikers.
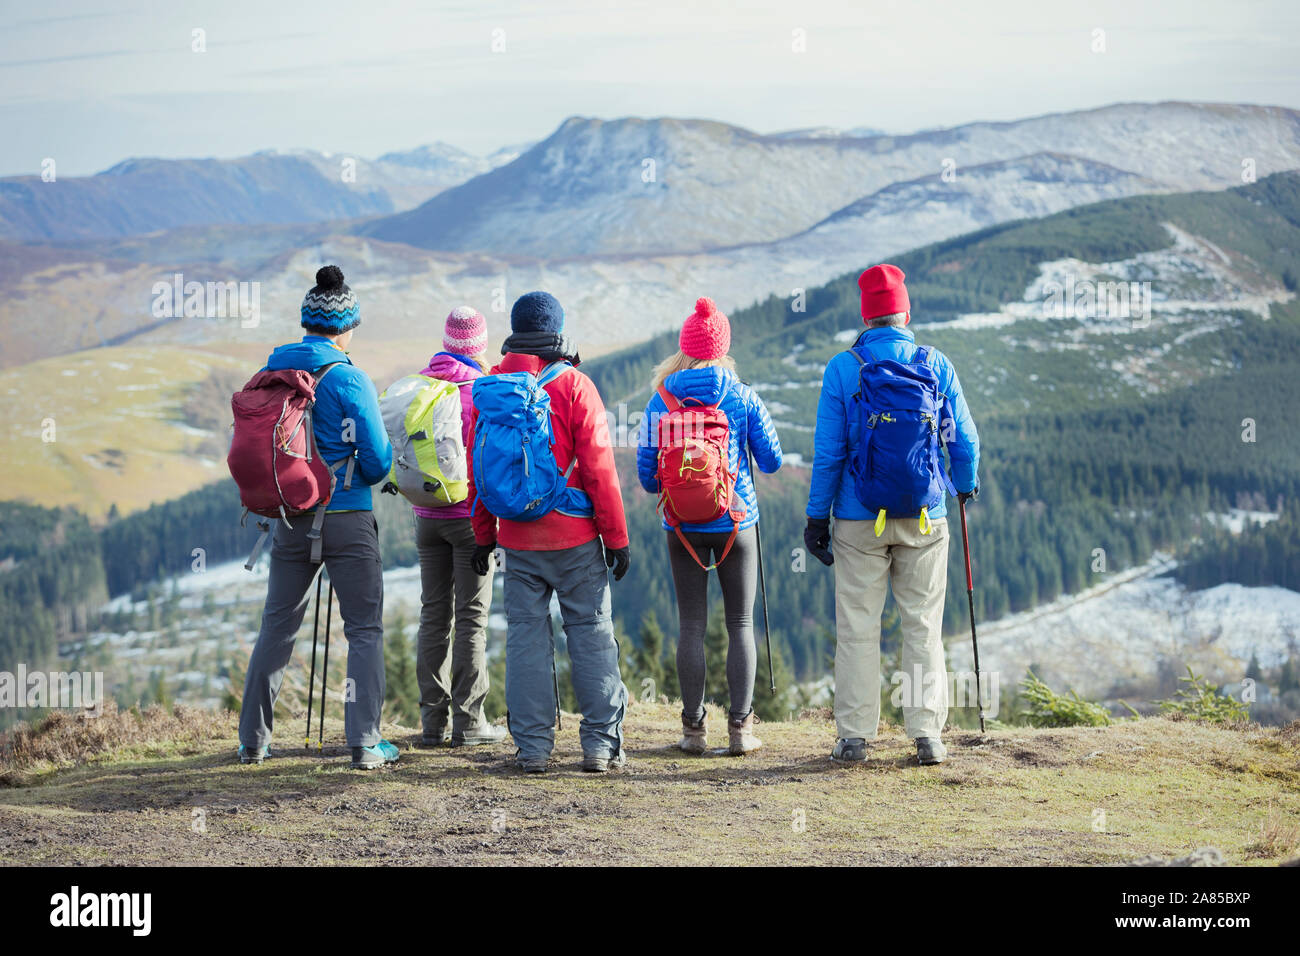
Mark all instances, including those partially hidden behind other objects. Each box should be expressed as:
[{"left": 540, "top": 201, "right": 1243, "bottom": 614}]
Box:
[{"left": 231, "top": 262, "right": 980, "bottom": 772}]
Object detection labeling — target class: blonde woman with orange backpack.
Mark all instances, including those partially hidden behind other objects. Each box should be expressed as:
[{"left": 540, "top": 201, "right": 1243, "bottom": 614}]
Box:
[{"left": 635, "top": 298, "right": 782, "bottom": 755}]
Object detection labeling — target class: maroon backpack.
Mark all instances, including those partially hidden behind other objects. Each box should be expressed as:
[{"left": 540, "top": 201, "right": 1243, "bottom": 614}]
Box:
[{"left": 228, "top": 363, "right": 353, "bottom": 567}]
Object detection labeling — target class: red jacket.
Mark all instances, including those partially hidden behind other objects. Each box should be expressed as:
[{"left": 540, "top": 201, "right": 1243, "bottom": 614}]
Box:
[{"left": 468, "top": 353, "right": 629, "bottom": 552}]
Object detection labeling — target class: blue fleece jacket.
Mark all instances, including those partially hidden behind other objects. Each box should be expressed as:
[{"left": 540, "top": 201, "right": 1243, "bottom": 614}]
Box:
[
  {"left": 263, "top": 335, "right": 393, "bottom": 512},
  {"left": 636, "top": 366, "right": 783, "bottom": 532},
  {"left": 806, "top": 326, "right": 979, "bottom": 522}
]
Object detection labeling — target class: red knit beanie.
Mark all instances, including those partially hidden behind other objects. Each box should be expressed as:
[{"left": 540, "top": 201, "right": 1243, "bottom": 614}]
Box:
[
  {"left": 679, "top": 297, "right": 731, "bottom": 360},
  {"left": 858, "top": 264, "right": 910, "bottom": 324}
]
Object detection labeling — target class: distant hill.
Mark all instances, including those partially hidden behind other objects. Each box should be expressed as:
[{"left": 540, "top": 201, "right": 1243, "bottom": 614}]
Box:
[
  {"left": 0, "top": 144, "right": 518, "bottom": 242},
  {"left": 360, "top": 102, "right": 1300, "bottom": 258}
]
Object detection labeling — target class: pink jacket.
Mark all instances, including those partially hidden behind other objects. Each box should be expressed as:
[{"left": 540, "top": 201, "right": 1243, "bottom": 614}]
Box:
[{"left": 411, "top": 351, "right": 482, "bottom": 521}]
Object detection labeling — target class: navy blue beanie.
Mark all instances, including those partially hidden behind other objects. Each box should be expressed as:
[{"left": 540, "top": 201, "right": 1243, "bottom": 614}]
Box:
[{"left": 510, "top": 291, "right": 565, "bottom": 334}]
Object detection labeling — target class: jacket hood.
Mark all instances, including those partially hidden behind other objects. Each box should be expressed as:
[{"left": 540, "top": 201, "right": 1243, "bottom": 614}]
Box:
[
  {"left": 663, "top": 365, "right": 738, "bottom": 405},
  {"left": 265, "top": 335, "right": 353, "bottom": 373},
  {"left": 423, "top": 351, "right": 481, "bottom": 382},
  {"left": 854, "top": 326, "right": 916, "bottom": 350}
]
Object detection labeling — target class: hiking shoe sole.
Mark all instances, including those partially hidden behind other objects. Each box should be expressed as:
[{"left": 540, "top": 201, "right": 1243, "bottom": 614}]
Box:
[
  {"left": 451, "top": 730, "right": 507, "bottom": 747},
  {"left": 916, "top": 738, "right": 948, "bottom": 765},
  {"left": 582, "top": 753, "right": 628, "bottom": 773},
  {"left": 517, "top": 759, "right": 549, "bottom": 774}
]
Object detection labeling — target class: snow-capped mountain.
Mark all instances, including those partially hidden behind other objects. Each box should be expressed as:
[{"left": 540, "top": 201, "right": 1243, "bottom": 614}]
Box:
[{"left": 362, "top": 103, "right": 1300, "bottom": 258}]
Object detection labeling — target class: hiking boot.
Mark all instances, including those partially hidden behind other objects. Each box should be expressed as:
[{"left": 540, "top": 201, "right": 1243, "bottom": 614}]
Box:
[
  {"left": 727, "top": 712, "right": 762, "bottom": 755},
  {"left": 351, "top": 739, "right": 400, "bottom": 770},
  {"left": 451, "top": 723, "right": 507, "bottom": 747},
  {"left": 831, "top": 738, "right": 868, "bottom": 762},
  {"left": 516, "top": 755, "right": 549, "bottom": 774},
  {"left": 238, "top": 744, "right": 271, "bottom": 765},
  {"left": 678, "top": 714, "right": 708, "bottom": 754},
  {"left": 582, "top": 751, "right": 628, "bottom": 773},
  {"left": 415, "top": 724, "right": 450, "bottom": 748},
  {"left": 915, "top": 737, "right": 947, "bottom": 765}
]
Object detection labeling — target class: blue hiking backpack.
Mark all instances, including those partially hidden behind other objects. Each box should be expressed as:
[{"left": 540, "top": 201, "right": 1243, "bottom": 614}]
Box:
[
  {"left": 471, "top": 361, "right": 594, "bottom": 522},
  {"left": 847, "top": 344, "right": 957, "bottom": 525}
]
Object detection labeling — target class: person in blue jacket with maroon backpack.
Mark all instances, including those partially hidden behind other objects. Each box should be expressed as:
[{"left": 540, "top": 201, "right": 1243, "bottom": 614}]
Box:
[
  {"left": 804, "top": 264, "right": 980, "bottom": 767},
  {"left": 237, "top": 266, "right": 396, "bottom": 771},
  {"left": 637, "top": 297, "right": 782, "bottom": 757}
]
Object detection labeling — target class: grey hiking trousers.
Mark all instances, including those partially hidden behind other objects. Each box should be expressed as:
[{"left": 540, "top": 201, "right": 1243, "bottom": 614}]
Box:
[
  {"left": 415, "top": 515, "right": 493, "bottom": 735},
  {"left": 502, "top": 538, "right": 627, "bottom": 762},
  {"left": 238, "top": 510, "right": 385, "bottom": 750}
]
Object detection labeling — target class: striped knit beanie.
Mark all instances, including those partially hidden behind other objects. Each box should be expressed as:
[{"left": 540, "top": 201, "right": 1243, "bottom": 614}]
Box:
[
  {"left": 443, "top": 306, "right": 488, "bottom": 355},
  {"left": 301, "top": 265, "right": 360, "bottom": 333}
]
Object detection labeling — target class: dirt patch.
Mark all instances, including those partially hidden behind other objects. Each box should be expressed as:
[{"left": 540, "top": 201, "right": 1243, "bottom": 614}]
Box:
[{"left": 1, "top": 703, "right": 1297, "bottom": 866}]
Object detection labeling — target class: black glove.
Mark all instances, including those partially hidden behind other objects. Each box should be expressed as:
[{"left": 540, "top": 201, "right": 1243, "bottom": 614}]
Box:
[
  {"left": 957, "top": 486, "right": 979, "bottom": 505},
  {"left": 605, "top": 545, "right": 630, "bottom": 582},
  {"left": 471, "top": 544, "right": 496, "bottom": 577},
  {"left": 803, "top": 517, "right": 834, "bottom": 566}
]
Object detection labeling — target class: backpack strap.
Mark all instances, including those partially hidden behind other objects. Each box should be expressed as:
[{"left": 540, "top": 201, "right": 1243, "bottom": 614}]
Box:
[
  {"left": 312, "top": 362, "right": 342, "bottom": 384},
  {"left": 671, "top": 518, "right": 741, "bottom": 573},
  {"left": 535, "top": 361, "right": 574, "bottom": 388},
  {"left": 657, "top": 384, "right": 682, "bottom": 412},
  {"left": 306, "top": 455, "right": 356, "bottom": 563}
]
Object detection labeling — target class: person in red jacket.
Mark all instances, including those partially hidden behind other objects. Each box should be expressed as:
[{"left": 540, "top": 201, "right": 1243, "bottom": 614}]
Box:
[{"left": 468, "top": 291, "right": 630, "bottom": 774}]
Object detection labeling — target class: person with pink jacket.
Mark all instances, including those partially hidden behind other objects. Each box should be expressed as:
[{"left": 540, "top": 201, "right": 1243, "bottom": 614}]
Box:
[{"left": 412, "top": 307, "right": 506, "bottom": 748}]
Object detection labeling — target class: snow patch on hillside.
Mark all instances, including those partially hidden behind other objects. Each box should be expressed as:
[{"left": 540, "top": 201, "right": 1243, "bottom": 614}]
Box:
[{"left": 947, "top": 552, "right": 1300, "bottom": 699}]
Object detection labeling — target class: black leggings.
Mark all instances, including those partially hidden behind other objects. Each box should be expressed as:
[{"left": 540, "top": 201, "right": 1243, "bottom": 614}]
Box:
[{"left": 666, "top": 526, "right": 758, "bottom": 722}]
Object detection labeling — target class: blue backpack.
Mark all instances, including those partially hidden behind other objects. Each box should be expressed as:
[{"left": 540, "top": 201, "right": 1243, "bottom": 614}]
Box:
[
  {"left": 471, "top": 362, "right": 594, "bottom": 522},
  {"left": 848, "top": 344, "right": 956, "bottom": 527}
]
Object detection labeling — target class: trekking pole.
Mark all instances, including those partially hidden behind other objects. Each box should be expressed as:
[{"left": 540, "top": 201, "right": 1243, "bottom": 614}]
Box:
[
  {"left": 957, "top": 496, "right": 987, "bottom": 733},
  {"left": 747, "top": 449, "right": 776, "bottom": 694},
  {"left": 552, "top": 651, "right": 562, "bottom": 732},
  {"left": 304, "top": 571, "right": 324, "bottom": 750},
  {"left": 318, "top": 580, "right": 334, "bottom": 753}
]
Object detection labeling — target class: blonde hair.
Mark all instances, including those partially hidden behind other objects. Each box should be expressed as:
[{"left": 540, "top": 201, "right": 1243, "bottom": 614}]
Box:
[{"left": 651, "top": 349, "right": 737, "bottom": 392}]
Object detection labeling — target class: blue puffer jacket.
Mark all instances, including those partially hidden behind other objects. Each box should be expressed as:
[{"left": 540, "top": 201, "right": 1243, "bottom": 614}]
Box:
[
  {"left": 807, "top": 326, "right": 979, "bottom": 522},
  {"left": 636, "top": 366, "right": 783, "bottom": 532},
  {"left": 262, "top": 335, "right": 393, "bottom": 512}
]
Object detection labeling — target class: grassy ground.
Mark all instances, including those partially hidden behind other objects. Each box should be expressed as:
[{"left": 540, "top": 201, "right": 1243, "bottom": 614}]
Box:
[
  {"left": 0, "top": 345, "right": 250, "bottom": 519},
  {"left": 1, "top": 702, "right": 1297, "bottom": 866}
]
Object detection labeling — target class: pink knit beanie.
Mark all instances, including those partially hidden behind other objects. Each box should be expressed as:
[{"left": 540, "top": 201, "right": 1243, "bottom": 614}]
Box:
[{"left": 443, "top": 305, "right": 488, "bottom": 355}]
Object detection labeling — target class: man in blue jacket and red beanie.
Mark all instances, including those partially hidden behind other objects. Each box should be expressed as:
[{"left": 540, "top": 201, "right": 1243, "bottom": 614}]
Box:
[
  {"left": 804, "top": 264, "right": 980, "bottom": 766},
  {"left": 237, "top": 266, "right": 396, "bottom": 771}
]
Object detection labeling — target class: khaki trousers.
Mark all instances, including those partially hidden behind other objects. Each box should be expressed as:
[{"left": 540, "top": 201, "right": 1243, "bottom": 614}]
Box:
[{"left": 832, "top": 517, "right": 949, "bottom": 741}]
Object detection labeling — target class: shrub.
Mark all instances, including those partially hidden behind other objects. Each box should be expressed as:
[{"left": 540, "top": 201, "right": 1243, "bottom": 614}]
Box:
[
  {"left": 1157, "top": 666, "right": 1251, "bottom": 723},
  {"left": 1019, "top": 670, "right": 1111, "bottom": 727}
]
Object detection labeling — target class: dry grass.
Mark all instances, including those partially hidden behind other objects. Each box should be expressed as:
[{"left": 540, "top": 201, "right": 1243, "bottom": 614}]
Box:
[
  {"left": 1246, "top": 804, "right": 1300, "bottom": 859},
  {"left": 0, "top": 701, "right": 234, "bottom": 786}
]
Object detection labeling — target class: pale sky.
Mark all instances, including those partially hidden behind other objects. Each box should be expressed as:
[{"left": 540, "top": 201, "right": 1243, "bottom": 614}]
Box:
[{"left": 2, "top": 0, "right": 1298, "bottom": 176}]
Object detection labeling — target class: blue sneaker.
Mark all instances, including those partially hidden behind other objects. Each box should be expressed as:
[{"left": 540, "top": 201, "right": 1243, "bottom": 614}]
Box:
[
  {"left": 238, "top": 744, "right": 271, "bottom": 765},
  {"left": 351, "top": 739, "right": 400, "bottom": 770}
]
